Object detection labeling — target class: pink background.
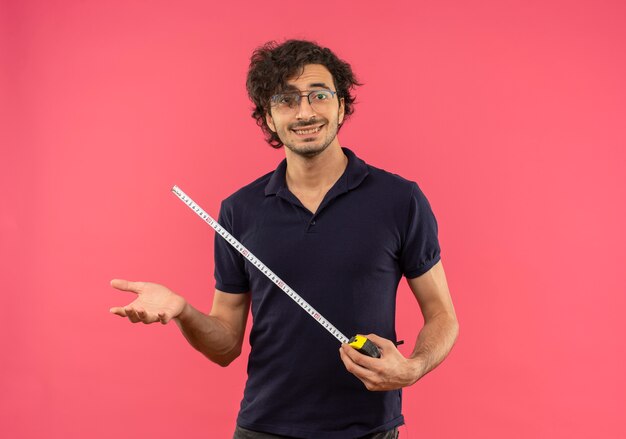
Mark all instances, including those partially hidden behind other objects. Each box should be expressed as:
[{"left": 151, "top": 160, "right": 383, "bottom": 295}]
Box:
[{"left": 2, "top": 0, "right": 625, "bottom": 437}]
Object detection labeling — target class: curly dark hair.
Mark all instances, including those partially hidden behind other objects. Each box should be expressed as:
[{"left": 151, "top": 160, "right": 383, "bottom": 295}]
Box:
[{"left": 246, "top": 39, "right": 361, "bottom": 148}]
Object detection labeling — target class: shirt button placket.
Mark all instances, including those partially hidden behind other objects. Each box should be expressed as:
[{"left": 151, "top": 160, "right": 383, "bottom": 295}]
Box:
[{"left": 306, "top": 217, "right": 317, "bottom": 233}]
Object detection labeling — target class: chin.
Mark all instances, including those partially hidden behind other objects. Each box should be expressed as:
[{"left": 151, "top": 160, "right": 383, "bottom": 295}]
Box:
[{"left": 285, "top": 141, "right": 330, "bottom": 158}]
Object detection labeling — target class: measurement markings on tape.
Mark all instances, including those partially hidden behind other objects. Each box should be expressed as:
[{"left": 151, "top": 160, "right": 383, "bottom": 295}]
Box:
[{"left": 171, "top": 185, "right": 351, "bottom": 345}]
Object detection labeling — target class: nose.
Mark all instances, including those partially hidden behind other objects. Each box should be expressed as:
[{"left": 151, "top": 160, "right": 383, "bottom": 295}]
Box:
[{"left": 295, "top": 96, "right": 316, "bottom": 120}]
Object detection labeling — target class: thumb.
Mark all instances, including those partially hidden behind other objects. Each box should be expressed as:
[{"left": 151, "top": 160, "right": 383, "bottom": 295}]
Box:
[{"left": 110, "top": 279, "right": 142, "bottom": 294}]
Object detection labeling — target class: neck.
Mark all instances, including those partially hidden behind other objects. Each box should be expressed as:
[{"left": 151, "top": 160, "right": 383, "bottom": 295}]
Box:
[{"left": 285, "top": 143, "right": 347, "bottom": 192}]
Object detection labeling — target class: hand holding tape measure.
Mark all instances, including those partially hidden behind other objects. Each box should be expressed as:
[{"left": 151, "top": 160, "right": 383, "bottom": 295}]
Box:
[{"left": 172, "top": 185, "right": 401, "bottom": 358}]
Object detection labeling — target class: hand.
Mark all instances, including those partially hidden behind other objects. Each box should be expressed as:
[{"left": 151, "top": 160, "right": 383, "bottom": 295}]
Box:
[
  {"left": 109, "top": 279, "right": 187, "bottom": 325},
  {"left": 339, "top": 333, "right": 425, "bottom": 391}
]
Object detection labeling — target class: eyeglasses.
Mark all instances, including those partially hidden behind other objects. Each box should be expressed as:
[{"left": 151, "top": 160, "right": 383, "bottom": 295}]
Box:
[{"left": 270, "top": 89, "right": 338, "bottom": 113}]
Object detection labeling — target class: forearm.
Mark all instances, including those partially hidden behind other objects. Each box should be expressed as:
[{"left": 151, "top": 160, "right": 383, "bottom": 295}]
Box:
[
  {"left": 409, "top": 311, "right": 459, "bottom": 381},
  {"left": 175, "top": 302, "right": 243, "bottom": 367}
]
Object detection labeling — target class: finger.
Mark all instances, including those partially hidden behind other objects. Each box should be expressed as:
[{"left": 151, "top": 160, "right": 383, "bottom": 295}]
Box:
[
  {"left": 158, "top": 312, "right": 170, "bottom": 325},
  {"left": 340, "top": 347, "right": 391, "bottom": 392},
  {"left": 110, "top": 279, "right": 142, "bottom": 294},
  {"left": 339, "top": 346, "right": 377, "bottom": 382},
  {"left": 339, "top": 345, "right": 368, "bottom": 372},
  {"left": 136, "top": 308, "right": 158, "bottom": 324},
  {"left": 344, "top": 340, "right": 382, "bottom": 366},
  {"left": 136, "top": 308, "right": 150, "bottom": 324},
  {"left": 125, "top": 308, "right": 140, "bottom": 323},
  {"left": 109, "top": 306, "right": 128, "bottom": 317},
  {"left": 341, "top": 343, "right": 378, "bottom": 370}
]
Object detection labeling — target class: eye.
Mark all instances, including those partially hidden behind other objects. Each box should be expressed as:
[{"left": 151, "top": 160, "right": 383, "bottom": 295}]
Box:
[
  {"left": 279, "top": 94, "right": 298, "bottom": 106},
  {"left": 312, "top": 91, "right": 329, "bottom": 101}
]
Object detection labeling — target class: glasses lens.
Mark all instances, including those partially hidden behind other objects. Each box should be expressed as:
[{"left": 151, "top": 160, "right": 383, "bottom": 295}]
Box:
[
  {"left": 270, "top": 90, "right": 335, "bottom": 113},
  {"left": 309, "top": 90, "right": 332, "bottom": 103},
  {"left": 271, "top": 93, "right": 300, "bottom": 111}
]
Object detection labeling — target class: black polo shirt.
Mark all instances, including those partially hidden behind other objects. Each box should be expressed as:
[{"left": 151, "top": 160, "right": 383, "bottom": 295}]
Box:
[{"left": 214, "top": 147, "right": 440, "bottom": 438}]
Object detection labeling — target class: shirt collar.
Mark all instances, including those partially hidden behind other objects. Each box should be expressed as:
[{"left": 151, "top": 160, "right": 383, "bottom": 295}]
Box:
[{"left": 264, "top": 147, "right": 369, "bottom": 197}]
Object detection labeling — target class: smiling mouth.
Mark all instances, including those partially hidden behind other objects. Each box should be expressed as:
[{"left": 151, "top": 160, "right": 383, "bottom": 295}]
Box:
[{"left": 292, "top": 125, "right": 323, "bottom": 135}]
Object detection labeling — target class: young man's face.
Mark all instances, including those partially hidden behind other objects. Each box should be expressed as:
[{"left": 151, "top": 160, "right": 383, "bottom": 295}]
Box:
[{"left": 265, "top": 64, "right": 345, "bottom": 158}]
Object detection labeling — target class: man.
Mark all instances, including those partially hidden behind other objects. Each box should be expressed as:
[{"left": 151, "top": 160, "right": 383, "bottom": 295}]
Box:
[{"left": 110, "top": 40, "right": 458, "bottom": 439}]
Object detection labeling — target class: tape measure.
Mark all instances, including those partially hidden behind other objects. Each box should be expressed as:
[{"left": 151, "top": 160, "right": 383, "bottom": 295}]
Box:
[{"left": 171, "top": 185, "right": 382, "bottom": 358}]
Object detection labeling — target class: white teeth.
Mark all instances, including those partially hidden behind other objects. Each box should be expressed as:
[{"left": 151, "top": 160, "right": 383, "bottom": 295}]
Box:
[{"left": 294, "top": 126, "right": 321, "bottom": 135}]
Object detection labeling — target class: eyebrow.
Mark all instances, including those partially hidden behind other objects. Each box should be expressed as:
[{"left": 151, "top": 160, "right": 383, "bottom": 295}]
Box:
[
  {"left": 281, "top": 82, "right": 332, "bottom": 92},
  {"left": 308, "top": 82, "right": 331, "bottom": 89}
]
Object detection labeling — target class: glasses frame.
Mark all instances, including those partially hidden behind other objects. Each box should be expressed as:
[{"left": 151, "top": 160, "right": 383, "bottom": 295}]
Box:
[{"left": 269, "top": 89, "right": 338, "bottom": 112}]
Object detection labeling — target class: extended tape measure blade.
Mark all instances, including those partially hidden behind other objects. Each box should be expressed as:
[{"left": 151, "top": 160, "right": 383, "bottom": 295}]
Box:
[{"left": 171, "top": 185, "right": 350, "bottom": 345}]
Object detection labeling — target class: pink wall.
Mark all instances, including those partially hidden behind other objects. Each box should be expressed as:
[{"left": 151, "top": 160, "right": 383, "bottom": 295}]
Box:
[{"left": 2, "top": 0, "right": 625, "bottom": 437}]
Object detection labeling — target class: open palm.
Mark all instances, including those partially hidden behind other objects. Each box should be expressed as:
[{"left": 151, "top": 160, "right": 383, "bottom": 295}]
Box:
[{"left": 110, "top": 279, "right": 187, "bottom": 324}]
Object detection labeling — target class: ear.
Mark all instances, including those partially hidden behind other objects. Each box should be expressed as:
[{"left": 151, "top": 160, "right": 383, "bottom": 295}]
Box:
[
  {"left": 338, "top": 97, "right": 345, "bottom": 125},
  {"left": 265, "top": 111, "right": 276, "bottom": 132}
]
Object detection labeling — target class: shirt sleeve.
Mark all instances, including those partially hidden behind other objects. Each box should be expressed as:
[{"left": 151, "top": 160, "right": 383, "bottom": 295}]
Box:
[
  {"left": 399, "top": 182, "right": 441, "bottom": 278},
  {"left": 214, "top": 199, "right": 250, "bottom": 293}
]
